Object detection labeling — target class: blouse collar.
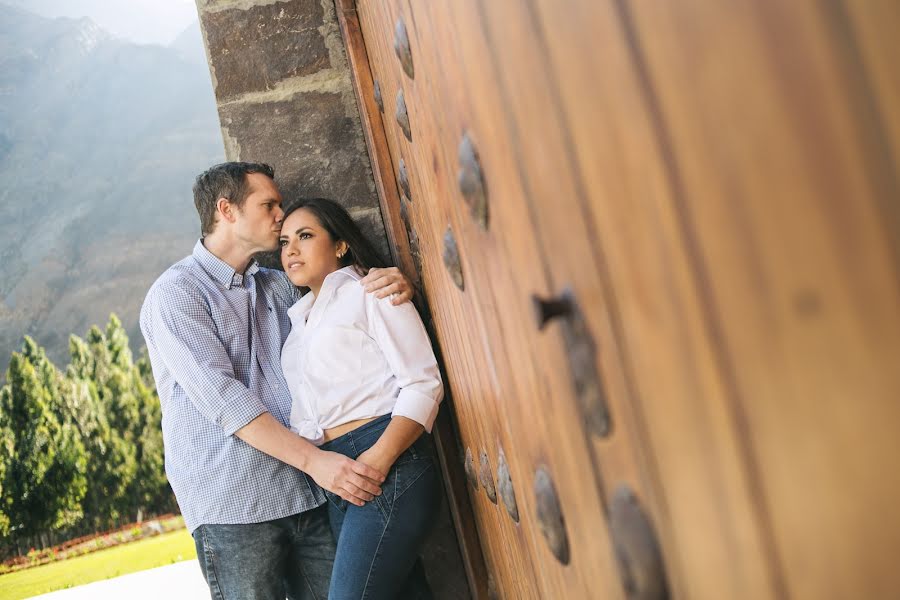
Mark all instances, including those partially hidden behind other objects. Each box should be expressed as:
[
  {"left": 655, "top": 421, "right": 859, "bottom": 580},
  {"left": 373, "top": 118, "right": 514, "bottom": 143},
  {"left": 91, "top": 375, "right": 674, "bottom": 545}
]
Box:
[{"left": 287, "top": 266, "right": 364, "bottom": 328}]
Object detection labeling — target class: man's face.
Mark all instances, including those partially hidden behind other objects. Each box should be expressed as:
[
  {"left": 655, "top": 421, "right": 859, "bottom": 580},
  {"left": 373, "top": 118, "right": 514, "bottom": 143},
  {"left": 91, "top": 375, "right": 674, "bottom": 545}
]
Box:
[{"left": 232, "top": 172, "right": 284, "bottom": 253}]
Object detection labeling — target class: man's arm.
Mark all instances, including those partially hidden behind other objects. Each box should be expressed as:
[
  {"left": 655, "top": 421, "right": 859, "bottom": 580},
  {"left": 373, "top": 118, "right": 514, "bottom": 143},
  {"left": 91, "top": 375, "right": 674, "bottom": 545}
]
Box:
[
  {"left": 145, "top": 281, "right": 384, "bottom": 505},
  {"left": 360, "top": 267, "right": 415, "bottom": 305},
  {"left": 235, "top": 414, "right": 383, "bottom": 506}
]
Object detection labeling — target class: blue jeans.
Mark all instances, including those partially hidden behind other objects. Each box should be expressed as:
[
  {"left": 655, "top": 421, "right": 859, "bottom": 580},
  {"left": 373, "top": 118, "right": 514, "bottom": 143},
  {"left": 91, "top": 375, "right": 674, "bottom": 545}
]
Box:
[
  {"left": 192, "top": 505, "right": 336, "bottom": 600},
  {"left": 321, "top": 414, "right": 442, "bottom": 600}
]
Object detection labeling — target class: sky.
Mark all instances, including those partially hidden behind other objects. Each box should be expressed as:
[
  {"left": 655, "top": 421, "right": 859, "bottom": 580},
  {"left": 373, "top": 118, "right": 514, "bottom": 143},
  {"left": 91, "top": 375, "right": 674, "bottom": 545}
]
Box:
[{"left": 7, "top": 0, "right": 199, "bottom": 45}]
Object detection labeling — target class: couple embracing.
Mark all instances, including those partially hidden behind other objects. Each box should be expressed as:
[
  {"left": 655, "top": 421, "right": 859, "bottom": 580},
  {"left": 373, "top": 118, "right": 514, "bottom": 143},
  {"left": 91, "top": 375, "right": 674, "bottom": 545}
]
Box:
[{"left": 140, "top": 162, "right": 443, "bottom": 599}]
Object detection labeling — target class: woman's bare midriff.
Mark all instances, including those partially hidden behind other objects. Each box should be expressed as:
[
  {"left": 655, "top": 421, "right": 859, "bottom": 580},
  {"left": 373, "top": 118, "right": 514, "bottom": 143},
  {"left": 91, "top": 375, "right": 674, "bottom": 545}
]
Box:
[{"left": 322, "top": 416, "right": 380, "bottom": 442}]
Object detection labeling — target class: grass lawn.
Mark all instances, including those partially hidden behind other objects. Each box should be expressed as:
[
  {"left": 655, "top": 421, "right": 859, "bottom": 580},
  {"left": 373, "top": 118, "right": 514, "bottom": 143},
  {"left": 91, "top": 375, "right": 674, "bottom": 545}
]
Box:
[{"left": 0, "top": 529, "right": 197, "bottom": 600}]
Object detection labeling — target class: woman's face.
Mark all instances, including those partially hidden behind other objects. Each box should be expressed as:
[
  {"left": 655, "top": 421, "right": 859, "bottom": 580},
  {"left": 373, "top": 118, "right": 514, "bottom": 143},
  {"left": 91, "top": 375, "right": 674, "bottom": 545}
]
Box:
[{"left": 279, "top": 208, "right": 347, "bottom": 294}]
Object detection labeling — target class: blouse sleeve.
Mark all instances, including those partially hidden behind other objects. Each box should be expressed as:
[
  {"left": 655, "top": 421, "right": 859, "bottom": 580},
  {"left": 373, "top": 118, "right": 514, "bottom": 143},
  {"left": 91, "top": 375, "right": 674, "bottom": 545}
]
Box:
[{"left": 367, "top": 295, "right": 443, "bottom": 431}]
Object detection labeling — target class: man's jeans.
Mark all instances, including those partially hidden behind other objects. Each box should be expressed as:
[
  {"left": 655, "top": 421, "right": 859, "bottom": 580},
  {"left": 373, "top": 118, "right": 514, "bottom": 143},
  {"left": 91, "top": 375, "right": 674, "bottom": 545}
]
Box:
[
  {"left": 192, "top": 506, "right": 336, "bottom": 600},
  {"left": 321, "top": 414, "right": 441, "bottom": 599}
]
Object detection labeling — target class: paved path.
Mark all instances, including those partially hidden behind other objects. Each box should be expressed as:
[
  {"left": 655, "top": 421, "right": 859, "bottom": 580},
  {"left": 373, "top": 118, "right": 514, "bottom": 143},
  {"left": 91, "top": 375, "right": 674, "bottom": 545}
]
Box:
[{"left": 30, "top": 560, "right": 209, "bottom": 599}]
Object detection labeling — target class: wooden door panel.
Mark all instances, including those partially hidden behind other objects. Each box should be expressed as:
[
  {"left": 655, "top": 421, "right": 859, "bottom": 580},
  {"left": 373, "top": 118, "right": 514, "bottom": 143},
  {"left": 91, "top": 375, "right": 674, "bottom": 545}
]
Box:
[
  {"left": 519, "top": 1, "right": 782, "bottom": 598},
  {"left": 624, "top": 1, "right": 900, "bottom": 597}
]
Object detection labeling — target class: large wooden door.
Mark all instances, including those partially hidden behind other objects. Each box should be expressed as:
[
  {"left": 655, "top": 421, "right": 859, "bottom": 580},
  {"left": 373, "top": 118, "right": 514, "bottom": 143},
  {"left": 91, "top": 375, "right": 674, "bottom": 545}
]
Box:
[{"left": 336, "top": 1, "right": 900, "bottom": 598}]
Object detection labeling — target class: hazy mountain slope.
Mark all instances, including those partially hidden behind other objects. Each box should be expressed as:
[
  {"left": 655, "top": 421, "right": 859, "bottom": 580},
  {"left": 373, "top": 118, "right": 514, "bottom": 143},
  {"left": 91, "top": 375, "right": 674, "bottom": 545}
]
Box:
[
  {"left": 2, "top": 0, "right": 197, "bottom": 45},
  {"left": 0, "top": 5, "right": 225, "bottom": 367}
]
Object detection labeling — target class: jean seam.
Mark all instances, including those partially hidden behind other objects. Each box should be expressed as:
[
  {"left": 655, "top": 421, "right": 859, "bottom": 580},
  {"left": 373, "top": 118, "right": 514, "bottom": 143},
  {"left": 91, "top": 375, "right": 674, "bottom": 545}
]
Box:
[
  {"left": 395, "top": 460, "right": 435, "bottom": 500},
  {"left": 326, "top": 491, "right": 346, "bottom": 513},
  {"left": 292, "top": 513, "right": 321, "bottom": 600},
  {"left": 374, "top": 461, "right": 397, "bottom": 522},
  {"left": 200, "top": 527, "right": 226, "bottom": 600},
  {"left": 360, "top": 479, "right": 396, "bottom": 600},
  {"left": 295, "top": 549, "right": 320, "bottom": 600}
]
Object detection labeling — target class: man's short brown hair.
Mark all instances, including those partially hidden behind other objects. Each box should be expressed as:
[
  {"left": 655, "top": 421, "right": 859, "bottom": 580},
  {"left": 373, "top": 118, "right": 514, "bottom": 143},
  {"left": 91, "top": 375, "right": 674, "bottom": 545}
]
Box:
[{"left": 192, "top": 162, "right": 275, "bottom": 236}]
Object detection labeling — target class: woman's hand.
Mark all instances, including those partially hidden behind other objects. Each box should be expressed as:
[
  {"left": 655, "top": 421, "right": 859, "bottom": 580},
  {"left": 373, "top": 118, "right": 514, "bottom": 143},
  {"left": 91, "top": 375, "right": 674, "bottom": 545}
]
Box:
[
  {"left": 360, "top": 267, "right": 414, "bottom": 305},
  {"left": 356, "top": 443, "right": 397, "bottom": 478},
  {"left": 356, "top": 416, "right": 425, "bottom": 478}
]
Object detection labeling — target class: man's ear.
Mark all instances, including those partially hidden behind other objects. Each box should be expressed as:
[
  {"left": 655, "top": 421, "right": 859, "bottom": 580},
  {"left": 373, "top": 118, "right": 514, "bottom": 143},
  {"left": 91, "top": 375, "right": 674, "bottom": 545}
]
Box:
[{"left": 216, "top": 197, "right": 236, "bottom": 224}]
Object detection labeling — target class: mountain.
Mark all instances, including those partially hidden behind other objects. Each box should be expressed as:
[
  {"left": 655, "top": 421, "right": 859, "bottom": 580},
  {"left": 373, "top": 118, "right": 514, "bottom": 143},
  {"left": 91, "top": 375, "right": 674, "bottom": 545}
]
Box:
[
  {"left": 1, "top": 0, "right": 199, "bottom": 46},
  {"left": 0, "top": 5, "right": 225, "bottom": 368},
  {"left": 170, "top": 21, "right": 207, "bottom": 67}
]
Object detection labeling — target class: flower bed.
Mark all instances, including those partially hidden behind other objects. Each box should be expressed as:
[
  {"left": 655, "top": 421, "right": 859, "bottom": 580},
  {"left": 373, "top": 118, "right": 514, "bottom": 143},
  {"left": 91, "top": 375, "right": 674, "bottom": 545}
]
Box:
[{"left": 0, "top": 514, "right": 185, "bottom": 575}]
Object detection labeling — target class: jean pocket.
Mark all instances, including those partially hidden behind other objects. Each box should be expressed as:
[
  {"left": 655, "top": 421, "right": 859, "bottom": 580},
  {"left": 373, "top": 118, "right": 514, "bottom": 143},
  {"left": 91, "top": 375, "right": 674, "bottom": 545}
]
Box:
[
  {"left": 393, "top": 454, "right": 437, "bottom": 500},
  {"left": 347, "top": 415, "right": 391, "bottom": 454},
  {"left": 395, "top": 434, "right": 435, "bottom": 464},
  {"left": 325, "top": 490, "right": 348, "bottom": 513}
]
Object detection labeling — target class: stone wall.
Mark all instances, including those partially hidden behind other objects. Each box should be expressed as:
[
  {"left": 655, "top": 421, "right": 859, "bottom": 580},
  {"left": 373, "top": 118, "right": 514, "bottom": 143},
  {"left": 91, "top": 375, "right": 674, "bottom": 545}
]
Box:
[{"left": 196, "top": 0, "right": 387, "bottom": 260}]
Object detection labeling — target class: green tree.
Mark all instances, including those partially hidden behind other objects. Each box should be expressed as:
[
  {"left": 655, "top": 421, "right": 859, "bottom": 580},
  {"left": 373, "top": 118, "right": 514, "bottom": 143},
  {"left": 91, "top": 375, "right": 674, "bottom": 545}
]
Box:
[
  {"left": 0, "top": 338, "right": 87, "bottom": 548},
  {"left": 67, "top": 315, "right": 168, "bottom": 525},
  {"left": 66, "top": 332, "right": 137, "bottom": 530},
  {"left": 131, "top": 370, "right": 168, "bottom": 514},
  {"left": 0, "top": 423, "right": 13, "bottom": 537}
]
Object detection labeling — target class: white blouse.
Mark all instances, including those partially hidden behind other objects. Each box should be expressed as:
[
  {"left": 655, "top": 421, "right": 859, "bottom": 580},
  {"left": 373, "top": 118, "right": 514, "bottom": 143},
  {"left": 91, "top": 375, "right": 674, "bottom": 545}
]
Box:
[{"left": 281, "top": 266, "right": 443, "bottom": 445}]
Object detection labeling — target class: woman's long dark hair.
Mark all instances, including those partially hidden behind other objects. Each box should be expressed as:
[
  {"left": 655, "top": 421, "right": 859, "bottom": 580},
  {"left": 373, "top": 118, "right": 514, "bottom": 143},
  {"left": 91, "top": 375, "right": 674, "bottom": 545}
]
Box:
[{"left": 282, "top": 197, "right": 388, "bottom": 271}]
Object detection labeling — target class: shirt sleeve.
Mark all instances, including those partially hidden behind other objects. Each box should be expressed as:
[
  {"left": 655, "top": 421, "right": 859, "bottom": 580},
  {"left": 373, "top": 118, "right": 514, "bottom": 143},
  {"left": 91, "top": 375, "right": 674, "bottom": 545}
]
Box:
[
  {"left": 142, "top": 280, "right": 269, "bottom": 435},
  {"left": 367, "top": 295, "right": 443, "bottom": 432}
]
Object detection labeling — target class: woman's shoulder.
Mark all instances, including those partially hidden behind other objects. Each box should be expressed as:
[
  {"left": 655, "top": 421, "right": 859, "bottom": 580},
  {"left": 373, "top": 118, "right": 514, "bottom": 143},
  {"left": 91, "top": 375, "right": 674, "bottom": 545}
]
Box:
[
  {"left": 326, "top": 267, "right": 370, "bottom": 312},
  {"left": 330, "top": 266, "right": 366, "bottom": 294}
]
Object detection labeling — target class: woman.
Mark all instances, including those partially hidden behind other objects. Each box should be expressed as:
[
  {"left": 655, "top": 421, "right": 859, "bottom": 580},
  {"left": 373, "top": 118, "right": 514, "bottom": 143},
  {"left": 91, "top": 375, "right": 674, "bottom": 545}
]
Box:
[{"left": 278, "top": 198, "right": 443, "bottom": 599}]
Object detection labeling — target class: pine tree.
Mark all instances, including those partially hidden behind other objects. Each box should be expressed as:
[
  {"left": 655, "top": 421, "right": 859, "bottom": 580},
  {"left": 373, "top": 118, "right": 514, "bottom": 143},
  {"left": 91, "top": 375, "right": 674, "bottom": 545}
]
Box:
[
  {"left": 66, "top": 332, "right": 137, "bottom": 530},
  {"left": 0, "top": 422, "right": 12, "bottom": 537},
  {"left": 68, "top": 315, "right": 168, "bottom": 525},
  {"left": 0, "top": 338, "right": 87, "bottom": 547},
  {"left": 133, "top": 348, "right": 170, "bottom": 515}
]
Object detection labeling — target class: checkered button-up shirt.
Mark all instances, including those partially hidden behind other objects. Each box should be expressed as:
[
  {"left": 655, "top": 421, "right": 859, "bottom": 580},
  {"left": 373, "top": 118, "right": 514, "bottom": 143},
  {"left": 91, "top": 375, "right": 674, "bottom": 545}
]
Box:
[{"left": 140, "top": 240, "right": 324, "bottom": 532}]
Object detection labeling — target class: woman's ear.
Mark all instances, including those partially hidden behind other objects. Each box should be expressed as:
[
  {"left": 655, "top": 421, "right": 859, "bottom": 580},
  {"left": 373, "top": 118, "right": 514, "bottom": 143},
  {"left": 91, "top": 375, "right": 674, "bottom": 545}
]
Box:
[{"left": 336, "top": 241, "right": 349, "bottom": 258}]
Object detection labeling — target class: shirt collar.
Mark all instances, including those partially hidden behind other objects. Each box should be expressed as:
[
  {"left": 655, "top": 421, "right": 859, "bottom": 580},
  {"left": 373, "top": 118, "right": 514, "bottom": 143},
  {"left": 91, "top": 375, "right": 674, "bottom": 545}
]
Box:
[
  {"left": 193, "top": 239, "right": 260, "bottom": 289},
  {"left": 286, "top": 266, "right": 363, "bottom": 323}
]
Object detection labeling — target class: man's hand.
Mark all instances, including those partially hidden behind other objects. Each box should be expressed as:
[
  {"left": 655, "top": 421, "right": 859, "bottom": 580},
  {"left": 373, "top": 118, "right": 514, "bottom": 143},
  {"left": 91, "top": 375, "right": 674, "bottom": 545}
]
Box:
[
  {"left": 233, "top": 413, "right": 385, "bottom": 507},
  {"left": 306, "top": 448, "right": 386, "bottom": 507},
  {"left": 360, "top": 267, "right": 414, "bottom": 305}
]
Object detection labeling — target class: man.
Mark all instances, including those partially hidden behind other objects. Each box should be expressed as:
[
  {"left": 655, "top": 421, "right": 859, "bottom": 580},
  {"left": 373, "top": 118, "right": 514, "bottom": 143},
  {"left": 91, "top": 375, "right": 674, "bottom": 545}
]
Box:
[{"left": 140, "top": 162, "right": 414, "bottom": 599}]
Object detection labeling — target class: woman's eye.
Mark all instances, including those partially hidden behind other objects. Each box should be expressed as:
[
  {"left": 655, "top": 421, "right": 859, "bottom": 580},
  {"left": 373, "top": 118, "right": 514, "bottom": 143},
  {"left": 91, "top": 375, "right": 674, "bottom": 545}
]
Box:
[
  {"left": 300, "top": 233, "right": 312, "bottom": 240},
  {"left": 278, "top": 239, "right": 287, "bottom": 247}
]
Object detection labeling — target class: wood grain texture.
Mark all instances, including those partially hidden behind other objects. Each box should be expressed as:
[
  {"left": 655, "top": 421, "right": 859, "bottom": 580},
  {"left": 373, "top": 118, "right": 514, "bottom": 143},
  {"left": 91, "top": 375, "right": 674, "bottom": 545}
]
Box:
[{"left": 338, "top": 0, "right": 900, "bottom": 598}]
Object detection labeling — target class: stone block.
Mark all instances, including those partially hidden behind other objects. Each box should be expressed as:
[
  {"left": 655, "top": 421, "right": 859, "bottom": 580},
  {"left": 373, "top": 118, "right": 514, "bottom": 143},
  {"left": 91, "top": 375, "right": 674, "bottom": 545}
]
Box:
[
  {"left": 220, "top": 91, "right": 374, "bottom": 205},
  {"left": 201, "top": 0, "right": 328, "bottom": 99}
]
